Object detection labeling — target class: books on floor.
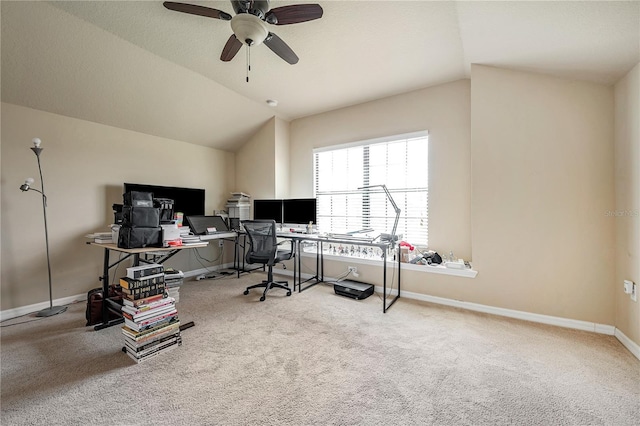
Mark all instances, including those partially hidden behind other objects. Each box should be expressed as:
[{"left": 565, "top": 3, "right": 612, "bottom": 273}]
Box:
[{"left": 120, "top": 263, "right": 183, "bottom": 363}]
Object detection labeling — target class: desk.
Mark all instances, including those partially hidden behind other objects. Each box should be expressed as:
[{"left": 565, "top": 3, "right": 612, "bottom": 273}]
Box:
[
  {"left": 241, "top": 232, "right": 400, "bottom": 313},
  {"left": 88, "top": 242, "right": 209, "bottom": 331}
]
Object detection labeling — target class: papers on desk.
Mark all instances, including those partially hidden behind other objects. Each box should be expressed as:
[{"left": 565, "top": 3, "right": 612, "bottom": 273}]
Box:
[
  {"left": 85, "top": 231, "right": 114, "bottom": 244},
  {"left": 180, "top": 235, "right": 205, "bottom": 246}
]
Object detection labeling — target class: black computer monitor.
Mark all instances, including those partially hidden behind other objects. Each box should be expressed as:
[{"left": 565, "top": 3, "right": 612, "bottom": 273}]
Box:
[
  {"left": 123, "top": 183, "right": 205, "bottom": 218},
  {"left": 253, "top": 199, "right": 283, "bottom": 223},
  {"left": 283, "top": 198, "right": 317, "bottom": 225}
]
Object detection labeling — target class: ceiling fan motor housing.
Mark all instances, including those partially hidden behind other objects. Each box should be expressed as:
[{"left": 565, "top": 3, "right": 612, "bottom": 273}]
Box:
[
  {"left": 231, "top": 13, "right": 268, "bottom": 46},
  {"left": 232, "top": 0, "right": 271, "bottom": 19}
]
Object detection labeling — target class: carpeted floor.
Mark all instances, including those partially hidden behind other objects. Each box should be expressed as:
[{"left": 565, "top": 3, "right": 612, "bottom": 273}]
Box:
[{"left": 1, "top": 273, "right": 639, "bottom": 425}]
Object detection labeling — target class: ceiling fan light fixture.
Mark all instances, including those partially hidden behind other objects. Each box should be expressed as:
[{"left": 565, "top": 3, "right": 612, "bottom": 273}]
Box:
[{"left": 231, "top": 14, "right": 268, "bottom": 46}]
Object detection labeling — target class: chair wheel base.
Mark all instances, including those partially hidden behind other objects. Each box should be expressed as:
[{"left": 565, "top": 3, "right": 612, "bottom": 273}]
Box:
[
  {"left": 287, "top": 291, "right": 292, "bottom": 296},
  {"left": 243, "top": 290, "right": 249, "bottom": 295},
  {"left": 260, "top": 296, "right": 266, "bottom": 302}
]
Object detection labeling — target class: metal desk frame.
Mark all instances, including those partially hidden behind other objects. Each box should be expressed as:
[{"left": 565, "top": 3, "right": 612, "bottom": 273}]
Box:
[
  {"left": 235, "top": 232, "right": 401, "bottom": 313},
  {"left": 292, "top": 235, "right": 401, "bottom": 313},
  {"left": 89, "top": 242, "right": 208, "bottom": 331}
]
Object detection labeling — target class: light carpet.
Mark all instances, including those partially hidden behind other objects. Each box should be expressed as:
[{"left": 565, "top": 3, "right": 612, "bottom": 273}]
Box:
[{"left": 1, "top": 273, "right": 639, "bottom": 425}]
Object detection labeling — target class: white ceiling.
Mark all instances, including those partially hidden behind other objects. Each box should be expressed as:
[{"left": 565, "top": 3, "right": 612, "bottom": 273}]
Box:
[{"left": 2, "top": 1, "right": 638, "bottom": 151}]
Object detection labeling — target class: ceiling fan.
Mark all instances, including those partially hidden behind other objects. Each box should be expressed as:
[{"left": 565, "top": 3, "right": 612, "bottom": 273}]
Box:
[{"left": 163, "top": 1, "right": 323, "bottom": 65}]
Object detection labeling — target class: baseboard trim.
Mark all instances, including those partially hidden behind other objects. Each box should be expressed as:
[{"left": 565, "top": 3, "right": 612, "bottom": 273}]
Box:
[
  {"left": 614, "top": 328, "right": 640, "bottom": 360},
  {"left": 0, "top": 294, "right": 86, "bottom": 322},
  {"left": 390, "top": 287, "right": 615, "bottom": 334},
  {"left": 381, "top": 287, "right": 639, "bottom": 361}
]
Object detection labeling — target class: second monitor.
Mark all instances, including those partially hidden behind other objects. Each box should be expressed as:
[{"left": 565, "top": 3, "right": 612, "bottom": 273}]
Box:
[
  {"left": 253, "top": 198, "right": 317, "bottom": 226},
  {"left": 283, "top": 198, "right": 317, "bottom": 225}
]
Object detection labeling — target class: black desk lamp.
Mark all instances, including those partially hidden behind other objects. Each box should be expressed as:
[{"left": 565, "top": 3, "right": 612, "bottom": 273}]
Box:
[
  {"left": 358, "top": 184, "right": 401, "bottom": 248},
  {"left": 19, "top": 138, "right": 67, "bottom": 317}
]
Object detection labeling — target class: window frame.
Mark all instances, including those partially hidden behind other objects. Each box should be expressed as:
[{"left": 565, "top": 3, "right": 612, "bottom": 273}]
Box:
[{"left": 313, "top": 131, "right": 429, "bottom": 246}]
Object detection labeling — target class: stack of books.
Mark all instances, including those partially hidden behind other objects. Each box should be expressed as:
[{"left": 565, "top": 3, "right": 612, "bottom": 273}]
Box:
[
  {"left": 164, "top": 269, "right": 184, "bottom": 303},
  {"left": 120, "top": 264, "right": 181, "bottom": 363}
]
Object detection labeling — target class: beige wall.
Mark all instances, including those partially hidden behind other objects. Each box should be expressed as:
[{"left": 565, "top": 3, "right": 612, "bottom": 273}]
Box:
[
  {"left": 275, "top": 117, "right": 290, "bottom": 199},
  {"left": 286, "top": 68, "right": 624, "bottom": 332},
  {"left": 471, "top": 65, "right": 615, "bottom": 324},
  {"left": 1, "top": 103, "right": 234, "bottom": 310},
  {"left": 614, "top": 63, "right": 640, "bottom": 343},
  {"left": 235, "top": 118, "right": 277, "bottom": 208}
]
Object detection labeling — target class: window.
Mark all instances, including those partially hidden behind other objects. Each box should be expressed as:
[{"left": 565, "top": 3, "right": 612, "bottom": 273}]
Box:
[{"left": 314, "top": 132, "right": 428, "bottom": 246}]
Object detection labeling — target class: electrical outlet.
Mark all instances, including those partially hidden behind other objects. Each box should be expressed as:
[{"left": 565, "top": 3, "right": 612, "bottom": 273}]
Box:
[
  {"left": 624, "top": 280, "right": 633, "bottom": 294},
  {"left": 218, "top": 240, "right": 224, "bottom": 247},
  {"left": 348, "top": 266, "right": 357, "bottom": 274}
]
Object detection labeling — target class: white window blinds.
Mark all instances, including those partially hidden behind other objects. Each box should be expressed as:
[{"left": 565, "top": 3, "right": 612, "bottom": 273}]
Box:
[{"left": 314, "top": 132, "right": 429, "bottom": 246}]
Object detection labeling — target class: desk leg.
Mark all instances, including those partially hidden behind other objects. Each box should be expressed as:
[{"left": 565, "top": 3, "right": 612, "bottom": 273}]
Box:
[
  {"left": 293, "top": 240, "right": 298, "bottom": 291},
  {"left": 234, "top": 235, "right": 240, "bottom": 278},
  {"left": 100, "top": 248, "right": 110, "bottom": 325},
  {"left": 383, "top": 250, "right": 387, "bottom": 313},
  {"left": 383, "top": 248, "right": 401, "bottom": 313},
  {"left": 296, "top": 240, "right": 324, "bottom": 293}
]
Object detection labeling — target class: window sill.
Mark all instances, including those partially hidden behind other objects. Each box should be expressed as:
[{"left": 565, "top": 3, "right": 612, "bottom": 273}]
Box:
[{"left": 299, "top": 250, "right": 477, "bottom": 278}]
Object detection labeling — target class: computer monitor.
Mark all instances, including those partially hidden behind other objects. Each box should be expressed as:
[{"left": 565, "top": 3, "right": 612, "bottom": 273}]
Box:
[
  {"left": 253, "top": 199, "right": 283, "bottom": 223},
  {"left": 123, "top": 183, "right": 205, "bottom": 218},
  {"left": 283, "top": 198, "right": 317, "bottom": 225}
]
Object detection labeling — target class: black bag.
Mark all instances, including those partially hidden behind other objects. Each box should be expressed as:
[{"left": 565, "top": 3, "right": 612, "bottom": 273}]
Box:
[
  {"left": 118, "top": 225, "right": 162, "bottom": 249},
  {"left": 85, "top": 285, "right": 122, "bottom": 326},
  {"left": 122, "top": 206, "right": 160, "bottom": 228},
  {"left": 123, "top": 191, "right": 153, "bottom": 207}
]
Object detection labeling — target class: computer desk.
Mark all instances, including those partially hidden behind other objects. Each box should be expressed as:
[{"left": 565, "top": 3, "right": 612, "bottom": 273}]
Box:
[
  {"left": 288, "top": 233, "right": 401, "bottom": 313},
  {"left": 88, "top": 239, "right": 223, "bottom": 331},
  {"left": 236, "top": 231, "right": 401, "bottom": 313}
]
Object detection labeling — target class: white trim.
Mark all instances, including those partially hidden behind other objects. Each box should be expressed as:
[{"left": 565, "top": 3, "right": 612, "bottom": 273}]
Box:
[
  {"left": 391, "top": 287, "right": 616, "bottom": 334},
  {"left": 0, "top": 294, "right": 85, "bottom": 322},
  {"left": 614, "top": 328, "right": 640, "bottom": 360}
]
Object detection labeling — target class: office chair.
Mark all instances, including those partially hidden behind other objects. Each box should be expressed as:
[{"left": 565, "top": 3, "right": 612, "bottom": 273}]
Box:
[{"left": 241, "top": 220, "right": 294, "bottom": 301}]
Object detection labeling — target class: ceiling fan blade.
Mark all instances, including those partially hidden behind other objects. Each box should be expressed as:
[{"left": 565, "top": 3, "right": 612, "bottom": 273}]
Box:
[
  {"left": 163, "top": 2, "right": 232, "bottom": 20},
  {"left": 220, "top": 34, "right": 243, "bottom": 62},
  {"left": 264, "top": 32, "right": 299, "bottom": 64},
  {"left": 265, "top": 4, "right": 323, "bottom": 25}
]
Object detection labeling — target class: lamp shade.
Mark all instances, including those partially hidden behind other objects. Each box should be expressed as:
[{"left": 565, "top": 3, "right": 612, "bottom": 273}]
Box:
[{"left": 231, "top": 14, "right": 268, "bottom": 46}]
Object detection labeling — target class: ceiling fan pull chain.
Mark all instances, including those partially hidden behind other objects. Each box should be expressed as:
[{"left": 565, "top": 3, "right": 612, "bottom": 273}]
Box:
[{"left": 246, "top": 46, "right": 250, "bottom": 83}]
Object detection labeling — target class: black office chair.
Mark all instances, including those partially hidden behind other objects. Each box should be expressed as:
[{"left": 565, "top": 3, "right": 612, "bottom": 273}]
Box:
[{"left": 241, "top": 220, "right": 294, "bottom": 301}]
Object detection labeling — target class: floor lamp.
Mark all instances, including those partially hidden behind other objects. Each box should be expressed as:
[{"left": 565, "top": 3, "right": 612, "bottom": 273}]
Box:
[{"left": 19, "top": 138, "right": 67, "bottom": 317}]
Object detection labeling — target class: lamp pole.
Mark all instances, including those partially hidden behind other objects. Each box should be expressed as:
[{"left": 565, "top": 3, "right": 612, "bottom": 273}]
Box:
[
  {"left": 22, "top": 138, "right": 67, "bottom": 317},
  {"left": 358, "top": 184, "right": 402, "bottom": 248}
]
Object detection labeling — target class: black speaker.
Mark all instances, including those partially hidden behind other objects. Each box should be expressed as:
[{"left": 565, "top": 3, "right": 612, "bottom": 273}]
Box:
[{"left": 229, "top": 217, "right": 240, "bottom": 230}]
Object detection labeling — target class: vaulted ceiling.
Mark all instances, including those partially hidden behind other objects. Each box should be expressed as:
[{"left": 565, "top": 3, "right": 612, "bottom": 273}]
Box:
[{"left": 2, "top": 1, "right": 638, "bottom": 151}]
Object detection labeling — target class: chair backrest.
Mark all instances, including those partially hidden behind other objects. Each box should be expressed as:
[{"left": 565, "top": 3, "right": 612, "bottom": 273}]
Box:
[{"left": 242, "top": 220, "right": 278, "bottom": 265}]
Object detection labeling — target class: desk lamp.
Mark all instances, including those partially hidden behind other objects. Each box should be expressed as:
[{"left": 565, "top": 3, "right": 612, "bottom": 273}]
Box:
[
  {"left": 19, "top": 138, "right": 67, "bottom": 317},
  {"left": 358, "top": 184, "right": 401, "bottom": 248}
]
